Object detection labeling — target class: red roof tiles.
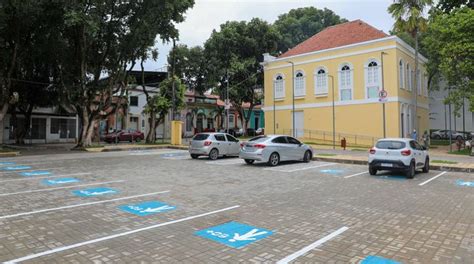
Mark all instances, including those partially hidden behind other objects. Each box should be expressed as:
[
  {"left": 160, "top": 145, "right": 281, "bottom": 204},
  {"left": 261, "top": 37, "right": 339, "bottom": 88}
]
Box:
[{"left": 279, "top": 20, "right": 388, "bottom": 58}]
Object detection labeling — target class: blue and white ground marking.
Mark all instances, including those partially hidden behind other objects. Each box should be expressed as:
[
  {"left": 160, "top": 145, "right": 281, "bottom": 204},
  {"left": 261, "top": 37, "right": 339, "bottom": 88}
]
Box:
[
  {"left": 378, "top": 175, "right": 406, "bottom": 181},
  {"left": 118, "top": 201, "right": 176, "bottom": 216},
  {"left": 2, "top": 165, "right": 32, "bottom": 171},
  {"left": 195, "top": 221, "right": 273, "bottom": 248},
  {"left": 361, "top": 255, "right": 401, "bottom": 264},
  {"left": 320, "top": 169, "right": 345, "bottom": 175},
  {"left": 456, "top": 180, "right": 474, "bottom": 187},
  {"left": 20, "top": 170, "right": 52, "bottom": 177},
  {"left": 72, "top": 187, "right": 118, "bottom": 197},
  {"left": 0, "top": 161, "right": 16, "bottom": 165},
  {"left": 42, "top": 177, "right": 80, "bottom": 186}
]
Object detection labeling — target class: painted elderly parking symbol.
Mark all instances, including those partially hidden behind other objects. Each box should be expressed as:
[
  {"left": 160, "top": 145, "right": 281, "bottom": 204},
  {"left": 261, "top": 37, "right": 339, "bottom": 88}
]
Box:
[
  {"left": 195, "top": 221, "right": 273, "bottom": 248},
  {"left": 119, "top": 201, "right": 176, "bottom": 216},
  {"left": 456, "top": 180, "right": 474, "bottom": 187},
  {"left": 20, "top": 170, "right": 52, "bottom": 177},
  {"left": 320, "top": 169, "right": 344, "bottom": 175},
  {"left": 72, "top": 187, "right": 118, "bottom": 197},
  {"left": 361, "top": 255, "right": 401, "bottom": 264},
  {"left": 2, "top": 165, "right": 31, "bottom": 171},
  {"left": 43, "top": 178, "right": 80, "bottom": 186}
]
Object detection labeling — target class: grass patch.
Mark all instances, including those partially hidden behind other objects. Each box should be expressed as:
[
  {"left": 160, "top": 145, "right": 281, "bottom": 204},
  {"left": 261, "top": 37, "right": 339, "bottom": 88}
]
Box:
[
  {"left": 429, "top": 146, "right": 438, "bottom": 149},
  {"left": 432, "top": 160, "right": 458, "bottom": 164},
  {"left": 448, "top": 149, "right": 471, "bottom": 155},
  {"left": 136, "top": 141, "right": 170, "bottom": 145},
  {"left": 0, "top": 146, "right": 18, "bottom": 153},
  {"left": 430, "top": 140, "right": 451, "bottom": 146},
  {"left": 316, "top": 153, "right": 337, "bottom": 157},
  {"left": 351, "top": 148, "right": 367, "bottom": 152}
]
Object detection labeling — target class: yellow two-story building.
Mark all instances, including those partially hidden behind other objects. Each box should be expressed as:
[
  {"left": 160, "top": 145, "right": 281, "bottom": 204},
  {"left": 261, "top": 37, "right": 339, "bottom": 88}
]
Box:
[{"left": 262, "top": 20, "right": 429, "bottom": 145}]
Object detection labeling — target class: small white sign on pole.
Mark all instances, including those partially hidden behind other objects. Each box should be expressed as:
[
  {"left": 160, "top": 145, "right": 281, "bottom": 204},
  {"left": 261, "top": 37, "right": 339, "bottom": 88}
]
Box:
[{"left": 378, "top": 90, "right": 388, "bottom": 103}]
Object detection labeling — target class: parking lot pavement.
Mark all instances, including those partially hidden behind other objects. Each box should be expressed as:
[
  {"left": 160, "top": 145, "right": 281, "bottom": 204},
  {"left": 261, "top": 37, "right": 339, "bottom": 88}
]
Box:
[{"left": 0, "top": 148, "right": 473, "bottom": 263}]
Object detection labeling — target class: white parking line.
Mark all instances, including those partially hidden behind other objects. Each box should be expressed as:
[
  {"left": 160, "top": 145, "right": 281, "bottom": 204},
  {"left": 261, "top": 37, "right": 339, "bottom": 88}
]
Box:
[
  {"left": 0, "top": 191, "right": 170, "bottom": 220},
  {"left": 163, "top": 155, "right": 190, "bottom": 160},
  {"left": 0, "top": 180, "right": 125, "bottom": 197},
  {"left": 419, "top": 171, "right": 447, "bottom": 186},
  {"left": 4, "top": 205, "right": 240, "bottom": 263},
  {"left": 265, "top": 163, "right": 334, "bottom": 173},
  {"left": 276, "top": 226, "right": 349, "bottom": 264},
  {"left": 344, "top": 171, "right": 369, "bottom": 179},
  {"left": 0, "top": 173, "right": 93, "bottom": 183}
]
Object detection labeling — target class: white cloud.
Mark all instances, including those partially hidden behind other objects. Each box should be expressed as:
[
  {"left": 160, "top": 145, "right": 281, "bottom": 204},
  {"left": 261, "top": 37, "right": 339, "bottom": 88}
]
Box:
[{"left": 139, "top": 0, "right": 394, "bottom": 71}]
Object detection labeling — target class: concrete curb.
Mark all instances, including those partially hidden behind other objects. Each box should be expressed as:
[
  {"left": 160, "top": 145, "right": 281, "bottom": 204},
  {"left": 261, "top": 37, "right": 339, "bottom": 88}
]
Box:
[
  {"left": 0, "top": 152, "right": 20, "bottom": 157},
  {"left": 313, "top": 156, "right": 473, "bottom": 173}
]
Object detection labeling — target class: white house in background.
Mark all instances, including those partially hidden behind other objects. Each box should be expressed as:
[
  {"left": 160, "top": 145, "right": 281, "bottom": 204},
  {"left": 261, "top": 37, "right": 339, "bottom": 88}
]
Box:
[
  {"left": 429, "top": 87, "right": 473, "bottom": 133},
  {"left": 1, "top": 106, "right": 78, "bottom": 144}
]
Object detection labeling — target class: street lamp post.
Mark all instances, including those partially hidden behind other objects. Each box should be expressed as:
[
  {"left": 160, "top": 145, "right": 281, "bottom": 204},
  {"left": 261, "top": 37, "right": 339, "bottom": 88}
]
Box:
[
  {"left": 381, "top": 51, "right": 387, "bottom": 138},
  {"left": 226, "top": 72, "right": 230, "bottom": 133},
  {"left": 328, "top": 75, "right": 335, "bottom": 149},
  {"left": 273, "top": 82, "right": 276, "bottom": 134},
  {"left": 286, "top": 61, "right": 295, "bottom": 137}
]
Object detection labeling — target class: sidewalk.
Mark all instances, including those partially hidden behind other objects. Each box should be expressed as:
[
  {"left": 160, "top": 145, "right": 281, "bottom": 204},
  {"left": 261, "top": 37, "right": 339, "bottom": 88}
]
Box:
[{"left": 310, "top": 145, "right": 473, "bottom": 173}]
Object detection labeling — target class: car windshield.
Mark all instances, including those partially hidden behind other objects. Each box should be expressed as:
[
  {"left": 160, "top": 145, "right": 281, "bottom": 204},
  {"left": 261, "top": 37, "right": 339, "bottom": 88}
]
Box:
[
  {"left": 376, "top": 140, "right": 406, "bottom": 150},
  {"left": 193, "top": 134, "right": 209, "bottom": 141},
  {"left": 249, "top": 136, "right": 268, "bottom": 143}
]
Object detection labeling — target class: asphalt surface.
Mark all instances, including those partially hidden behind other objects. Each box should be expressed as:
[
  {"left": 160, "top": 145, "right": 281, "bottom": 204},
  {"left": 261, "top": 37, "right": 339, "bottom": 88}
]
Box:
[{"left": 0, "top": 149, "right": 473, "bottom": 263}]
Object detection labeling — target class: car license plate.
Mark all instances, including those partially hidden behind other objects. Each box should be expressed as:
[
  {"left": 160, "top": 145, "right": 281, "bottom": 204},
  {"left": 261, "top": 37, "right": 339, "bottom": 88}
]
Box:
[{"left": 381, "top": 163, "right": 393, "bottom": 167}]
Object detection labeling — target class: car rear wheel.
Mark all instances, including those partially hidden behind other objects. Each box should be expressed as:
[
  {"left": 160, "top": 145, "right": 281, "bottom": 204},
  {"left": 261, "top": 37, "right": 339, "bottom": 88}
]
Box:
[
  {"left": 406, "top": 161, "right": 415, "bottom": 179},
  {"left": 303, "top": 150, "right": 312, "bottom": 163},
  {"left": 135, "top": 137, "right": 141, "bottom": 143},
  {"left": 244, "top": 159, "right": 255, "bottom": 165},
  {"left": 209, "top": 148, "right": 219, "bottom": 160},
  {"left": 268, "top": 152, "right": 280, "bottom": 166},
  {"left": 191, "top": 154, "right": 199, "bottom": 159},
  {"left": 433, "top": 135, "right": 441, "bottom": 139},
  {"left": 369, "top": 166, "right": 377, "bottom": 175},
  {"left": 422, "top": 158, "right": 429, "bottom": 173}
]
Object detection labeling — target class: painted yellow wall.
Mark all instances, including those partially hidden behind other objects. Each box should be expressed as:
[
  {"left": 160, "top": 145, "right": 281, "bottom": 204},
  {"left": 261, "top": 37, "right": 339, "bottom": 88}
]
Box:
[{"left": 263, "top": 37, "right": 429, "bottom": 142}]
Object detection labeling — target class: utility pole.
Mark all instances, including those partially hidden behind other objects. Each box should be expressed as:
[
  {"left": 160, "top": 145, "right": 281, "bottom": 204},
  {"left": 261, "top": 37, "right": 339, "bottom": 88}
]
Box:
[
  {"left": 171, "top": 39, "right": 176, "bottom": 121},
  {"left": 381, "top": 52, "right": 387, "bottom": 138},
  {"left": 448, "top": 87, "right": 452, "bottom": 152},
  {"left": 226, "top": 72, "right": 230, "bottom": 132},
  {"left": 286, "top": 61, "right": 295, "bottom": 137}
]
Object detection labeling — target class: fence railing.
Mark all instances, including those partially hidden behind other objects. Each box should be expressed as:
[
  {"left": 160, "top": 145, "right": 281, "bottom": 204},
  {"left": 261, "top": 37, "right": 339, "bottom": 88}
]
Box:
[{"left": 280, "top": 129, "right": 380, "bottom": 148}]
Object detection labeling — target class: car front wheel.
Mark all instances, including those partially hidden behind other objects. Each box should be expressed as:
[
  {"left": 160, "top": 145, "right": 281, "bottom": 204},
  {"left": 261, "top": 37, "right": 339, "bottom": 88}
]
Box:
[
  {"left": 303, "top": 150, "right": 312, "bottom": 163},
  {"left": 244, "top": 159, "right": 255, "bottom": 165}
]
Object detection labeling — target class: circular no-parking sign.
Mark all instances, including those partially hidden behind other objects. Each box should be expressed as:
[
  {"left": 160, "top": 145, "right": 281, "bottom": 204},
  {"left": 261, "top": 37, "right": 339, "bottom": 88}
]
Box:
[{"left": 378, "top": 90, "right": 388, "bottom": 102}]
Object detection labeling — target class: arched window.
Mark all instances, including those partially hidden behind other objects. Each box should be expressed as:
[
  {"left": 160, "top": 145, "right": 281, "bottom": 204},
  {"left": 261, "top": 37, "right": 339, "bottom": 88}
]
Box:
[
  {"left": 186, "top": 113, "right": 193, "bottom": 132},
  {"left": 365, "top": 60, "right": 380, "bottom": 99},
  {"left": 273, "top": 74, "right": 285, "bottom": 99},
  {"left": 294, "top": 71, "right": 305, "bottom": 97},
  {"left": 339, "top": 64, "right": 352, "bottom": 101},
  {"left": 314, "top": 67, "right": 328, "bottom": 95},
  {"left": 406, "top": 64, "right": 412, "bottom": 91},
  {"left": 399, "top": 59, "right": 404, "bottom": 89}
]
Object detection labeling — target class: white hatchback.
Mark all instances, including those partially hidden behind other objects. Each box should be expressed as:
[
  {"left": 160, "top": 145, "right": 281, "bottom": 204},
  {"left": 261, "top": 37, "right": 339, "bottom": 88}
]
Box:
[{"left": 368, "top": 138, "right": 429, "bottom": 179}]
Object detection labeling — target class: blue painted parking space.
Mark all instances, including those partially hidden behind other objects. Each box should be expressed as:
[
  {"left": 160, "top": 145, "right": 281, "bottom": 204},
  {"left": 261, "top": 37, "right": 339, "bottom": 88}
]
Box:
[
  {"left": 118, "top": 201, "right": 176, "bottom": 216},
  {"left": 195, "top": 221, "right": 273, "bottom": 248},
  {"left": 0, "top": 162, "right": 16, "bottom": 165},
  {"left": 42, "top": 178, "right": 80, "bottom": 186},
  {"left": 320, "top": 169, "right": 345, "bottom": 175},
  {"left": 377, "top": 175, "right": 407, "bottom": 181},
  {"left": 72, "top": 187, "right": 118, "bottom": 197},
  {"left": 2, "top": 165, "right": 32, "bottom": 171},
  {"left": 19, "top": 170, "right": 52, "bottom": 177},
  {"left": 456, "top": 180, "right": 474, "bottom": 187},
  {"left": 361, "top": 255, "right": 401, "bottom": 264}
]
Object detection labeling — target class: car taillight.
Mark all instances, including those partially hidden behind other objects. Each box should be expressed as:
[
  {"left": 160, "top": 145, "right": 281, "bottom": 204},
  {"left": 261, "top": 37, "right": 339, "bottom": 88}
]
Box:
[
  {"left": 401, "top": 149, "right": 411, "bottom": 156},
  {"left": 240, "top": 143, "right": 245, "bottom": 148},
  {"left": 204, "top": 141, "right": 212, "bottom": 146},
  {"left": 369, "top": 148, "right": 376, "bottom": 154},
  {"left": 254, "top": 144, "right": 266, "bottom": 149}
]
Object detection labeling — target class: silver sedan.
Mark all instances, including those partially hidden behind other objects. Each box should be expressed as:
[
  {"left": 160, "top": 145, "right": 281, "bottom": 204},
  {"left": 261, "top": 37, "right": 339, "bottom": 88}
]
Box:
[
  {"left": 189, "top": 133, "right": 241, "bottom": 160},
  {"left": 239, "top": 135, "right": 313, "bottom": 166}
]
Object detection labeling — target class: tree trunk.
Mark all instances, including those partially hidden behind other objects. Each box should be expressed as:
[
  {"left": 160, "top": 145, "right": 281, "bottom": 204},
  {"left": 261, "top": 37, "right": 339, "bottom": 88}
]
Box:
[
  {"left": 146, "top": 114, "right": 157, "bottom": 143},
  {"left": 0, "top": 104, "right": 9, "bottom": 144},
  {"left": 414, "top": 31, "right": 419, "bottom": 133}
]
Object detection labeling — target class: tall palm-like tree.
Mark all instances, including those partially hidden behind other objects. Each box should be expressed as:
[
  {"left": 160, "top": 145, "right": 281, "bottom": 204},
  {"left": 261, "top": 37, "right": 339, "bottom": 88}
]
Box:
[{"left": 388, "top": 0, "right": 432, "bottom": 133}]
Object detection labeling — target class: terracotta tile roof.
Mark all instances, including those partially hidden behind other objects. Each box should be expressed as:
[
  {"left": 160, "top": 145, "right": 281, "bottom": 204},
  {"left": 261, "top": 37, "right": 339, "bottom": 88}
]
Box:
[{"left": 279, "top": 20, "right": 388, "bottom": 58}]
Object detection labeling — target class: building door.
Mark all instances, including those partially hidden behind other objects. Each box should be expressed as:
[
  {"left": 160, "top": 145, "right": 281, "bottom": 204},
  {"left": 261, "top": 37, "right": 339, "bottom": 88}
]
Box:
[{"left": 294, "top": 111, "right": 304, "bottom": 138}]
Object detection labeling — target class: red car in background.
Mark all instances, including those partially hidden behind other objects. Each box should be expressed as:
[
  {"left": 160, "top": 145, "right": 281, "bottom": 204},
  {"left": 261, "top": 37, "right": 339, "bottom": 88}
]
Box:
[{"left": 104, "top": 129, "right": 144, "bottom": 143}]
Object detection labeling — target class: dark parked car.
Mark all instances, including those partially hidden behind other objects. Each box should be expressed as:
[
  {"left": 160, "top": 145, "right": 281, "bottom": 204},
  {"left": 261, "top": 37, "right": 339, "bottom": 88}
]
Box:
[{"left": 105, "top": 129, "right": 144, "bottom": 143}]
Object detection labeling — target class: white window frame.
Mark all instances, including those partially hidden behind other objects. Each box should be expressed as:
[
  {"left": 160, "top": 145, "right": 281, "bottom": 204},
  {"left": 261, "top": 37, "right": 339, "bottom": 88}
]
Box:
[
  {"left": 314, "top": 67, "right": 328, "bottom": 96},
  {"left": 364, "top": 59, "right": 381, "bottom": 99},
  {"left": 399, "top": 59, "right": 405, "bottom": 89},
  {"left": 338, "top": 63, "right": 353, "bottom": 101},
  {"left": 273, "top": 74, "right": 285, "bottom": 99},
  {"left": 294, "top": 70, "right": 306, "bottom": 97}
]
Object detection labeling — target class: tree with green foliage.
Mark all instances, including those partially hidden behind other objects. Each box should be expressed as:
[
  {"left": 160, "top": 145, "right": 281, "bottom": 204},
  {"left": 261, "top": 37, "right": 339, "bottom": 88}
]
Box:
[
  {"left": 273, "top": 7, "right": 347, "bottom": 53},
  {"left": 143, "top": 77, "right": 185, "bottom": 143},
  {"left": 388, "top": 0, "right": 433, "bottom": 132},
  {"left": 437, "top": 0, "right": 473, "bottom": 12},
  {"left": 204, "top": 18, "right": 279, "bottom": 134},
  {"left": 423, "top": 7, "right": 473, "bottom": 113},
  {"left": 170, "top": 44, "right": 207, "bottom": 95},
  {"left": 56, "top": 0, "right": 194, "bottom": 148}
]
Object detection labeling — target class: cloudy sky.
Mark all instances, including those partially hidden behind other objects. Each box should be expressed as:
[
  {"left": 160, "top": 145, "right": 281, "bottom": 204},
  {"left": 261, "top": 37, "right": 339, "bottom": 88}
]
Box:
[{"left": 141, "top": 0, "right": 395, "bottom": 71}]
